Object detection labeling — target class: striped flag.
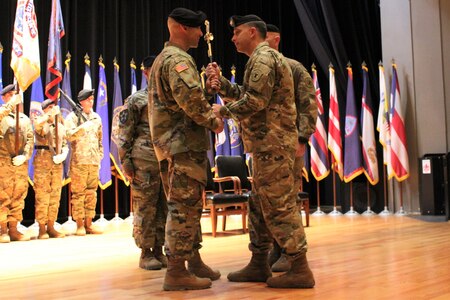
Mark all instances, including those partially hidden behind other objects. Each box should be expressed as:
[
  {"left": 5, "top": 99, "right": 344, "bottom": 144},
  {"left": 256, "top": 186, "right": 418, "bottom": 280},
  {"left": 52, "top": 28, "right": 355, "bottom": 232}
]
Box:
[
  {"left": 328, "top": 65, "right": 343, "bottom": 180},
  {"left": 389, "top": 63, "right": 409, "bottom": 182},
  {"left": 11, "top": 0, "right": 41, "bottom": 92},
  {"left": 28, "top": 76, "right": 45, "bottom": 184},
  {"left": 130, "top": 59, "right": 137, "bottom": 95},
  {"left": 309, "top": 65, "right": 330, "bottom": 181},
  {"left": 83, "top": 54, "right": 92, "bottom": 90},
  {"left": 60, "top": 52, "right": 72, "bottom": 185},
  {"left": 44, "top": 0, "right": 65, "bottom": 101},
  {"left": 228, "top": 66, "right": 244, "bottom": 156},
  {"left": 343, "top": 64, "right": 363, "bottom": 182},
  {"left": 96, "top": 57, "right": 112, "bottom": 189},
  {"left": 376, "top": 62, "right": 392, "bottom": 178},
  {"left": 140, "top": 62, "right": 147, "bottom": 90},
  {"left": 361, "top": 64, "right": 379, "bottom": 185}
]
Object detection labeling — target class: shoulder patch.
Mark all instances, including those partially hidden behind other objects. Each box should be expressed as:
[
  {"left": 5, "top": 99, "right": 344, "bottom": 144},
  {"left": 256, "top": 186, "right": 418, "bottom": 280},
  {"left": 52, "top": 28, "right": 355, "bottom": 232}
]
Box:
[{"left": 175, "top": 63, "right": 189, "bottom": 73}]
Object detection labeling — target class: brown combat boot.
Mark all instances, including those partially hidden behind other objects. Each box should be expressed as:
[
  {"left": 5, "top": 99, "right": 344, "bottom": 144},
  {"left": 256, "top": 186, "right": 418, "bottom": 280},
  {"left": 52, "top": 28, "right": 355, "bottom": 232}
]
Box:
[
  {"left": 187, "top": 249, "right": 221, "bottom": 280},
  {"left": 271, "top": 254, "right": 290, "bottom": 272},
  {"left": 85, "top": 218, "right": 102, "bottom": 234},
  {"left": 47, "top": 220, "right": 65, "bottom": 238},
  {"left": 269, "top": 242, "right": 281, "bottom": 267},
  {"left": 8, "top": 221, "right": 30, "bottom": 241},
  {"left": 38, "top": 223, "right": 50, "bottom": 239},
  {"left": 163, "top": 257, "right": 212, "bottom": 291},
  {"left": 266, "top": 253, "right": 315, "bottom": 288},
  {"left": 139, "top": 248, "right": 162, "bottom": 270},
  {"left": 227, "top": 252, "right": 272, "bottom": 282},
  {"left": 154, "top": 246, "right": 167, "bottom": 268},
  {"left": 75, "top": 219, "right": 86, "bottom": 236},
  {"left": 0, "top": 222, "right": 10, "bottom": 243}
]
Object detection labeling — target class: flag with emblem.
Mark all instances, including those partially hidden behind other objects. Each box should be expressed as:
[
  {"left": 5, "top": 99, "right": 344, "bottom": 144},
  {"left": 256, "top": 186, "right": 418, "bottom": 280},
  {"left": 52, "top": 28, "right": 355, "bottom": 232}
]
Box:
[
  {"left": 28, "top": 76, "right": 45, "bottom": 184},
  {"left": 215, "top": 95, "right": 231, "bottom": 157},
  {"left": 130, "top": 59, "right": 137, "bottom": 95},
  {"left": 328, "top": 64, "right": 343, "bottom": 180},
  {"left": 60, "top": 52, "right": 72, "bottom": 185},
  {"left": 376, "top": 62, "right": 392, "bottom": 178},
  {"left": 343, "top": 64, "right": 363, "bottom": 183}
]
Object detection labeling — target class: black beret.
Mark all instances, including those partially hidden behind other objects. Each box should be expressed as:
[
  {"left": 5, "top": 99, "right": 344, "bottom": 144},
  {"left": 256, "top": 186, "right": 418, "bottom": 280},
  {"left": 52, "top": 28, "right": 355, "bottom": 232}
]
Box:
[
  {"left": 1, "top": 84, "right": 16, "bottom": 96},
  {"left": 169, "top": 8, "right": 207, "bottom": 27},
  {"left": 42, "top": 99, "right": 55, "bottom": 110},
  {"left": 266, "top": 24, "right": 280, "bottom": 33},
  {"left": 142, "top": 55, "right": 156, "bottom": 69},
  {"left": 229, "top": 14, "right": 264, "bottom": 28},
  {"left": 77, "top": 89, "right": 95, "bottom": 102}
]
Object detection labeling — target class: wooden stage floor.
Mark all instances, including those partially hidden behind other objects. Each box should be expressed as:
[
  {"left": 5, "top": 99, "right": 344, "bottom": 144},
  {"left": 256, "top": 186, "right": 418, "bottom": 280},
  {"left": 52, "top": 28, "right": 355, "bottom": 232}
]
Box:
[{"left": 1, "top": 213, "right": 449, "bottom": 300}]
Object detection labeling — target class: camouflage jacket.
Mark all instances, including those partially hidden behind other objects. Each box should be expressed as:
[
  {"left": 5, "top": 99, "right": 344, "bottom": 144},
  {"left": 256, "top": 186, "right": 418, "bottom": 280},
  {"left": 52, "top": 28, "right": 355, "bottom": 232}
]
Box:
[
  {"left": 148, "top": 41, "right": 221, "bottom": 161},
  {"left": 33, "top": 114, "right": 68, "bottom": 155},
  {"left": 65, "top": 110, "right": 103, "bottom": 165},
  {"left": 0, "top": 105, "right": 34, "bottom": 159},
  {"left": 115, "top": 89, "right": 157, "bottom": 164},
  {"left": 218, "top": 41, "right": 297, "bottom": 153},
  {"left": 285, "top": 57, "right": 318, "bottom": 143}
]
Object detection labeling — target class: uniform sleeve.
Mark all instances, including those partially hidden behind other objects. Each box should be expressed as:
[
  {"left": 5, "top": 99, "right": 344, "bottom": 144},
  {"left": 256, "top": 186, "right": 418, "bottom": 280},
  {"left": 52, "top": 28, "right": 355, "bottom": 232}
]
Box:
[
  {"left": 167, "top": 58, "right": 220, "bottom": 131},
  {"left": 33, "top": 114, "right": 49, "bottom": 138},
  {"left": 0, "top": 103, "right": 14, "bottom": 120},
  {"left": 295, "top": 64, "right": 317, "bottom": 143},
  {"left": 65, "top": 113, "right": 85, "bottom": 142},
  {"left": 116, "top": 97, "right": 138, "bottom": 163},
  {"left": 218, "top": 76, "right": 245, "bottom": 101},
  {"left": 220, "top": 58, "right": 274, "bottom": 121},
  {"left": 97, "top": 117, "right": 104, "bottom": 161},
  {"left": 24, "top": 118, "right": 34, "bottom": 160}
]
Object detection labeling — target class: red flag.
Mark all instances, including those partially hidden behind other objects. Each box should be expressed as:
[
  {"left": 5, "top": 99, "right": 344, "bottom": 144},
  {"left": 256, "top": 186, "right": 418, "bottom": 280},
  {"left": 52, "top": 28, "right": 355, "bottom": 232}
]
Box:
[{"left": 328, "top": 65, "right": 343, "bottom": 181}]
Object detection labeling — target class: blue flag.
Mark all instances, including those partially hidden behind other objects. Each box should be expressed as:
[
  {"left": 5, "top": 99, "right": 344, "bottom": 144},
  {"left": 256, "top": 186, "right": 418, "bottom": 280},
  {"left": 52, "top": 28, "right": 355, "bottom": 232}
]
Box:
[
  {"left": 28, "top": 76, "right": 45, "bottom": 184},
  {"left": 228, "top": 68, "right": 244, "bottom": 156},
  {"left": 343, "top": 65, "right": 363, "bottom": 183},
  {"left": 96, "top": 59, "right": 112, "bottom": 189},
  {"left": 130, "top": 59, "right": 137, "bottom": 95},
  {"left": 0, "top": 44, "right": 3, "bottom": 104},
  {"left": 140, "top": 62, "right": 147, "bottom": 90},
  {"left": 60, "top": 53, "right": 72, "bottom": 185},
  {"left": 215, "top": 95, "right": 231, "bottom": 157},
  {"left": 45, "top": 0, "right": 65, "bottom": 101},
  {"left": 110, "top": 60, "right": 129, "bottom": 185}
]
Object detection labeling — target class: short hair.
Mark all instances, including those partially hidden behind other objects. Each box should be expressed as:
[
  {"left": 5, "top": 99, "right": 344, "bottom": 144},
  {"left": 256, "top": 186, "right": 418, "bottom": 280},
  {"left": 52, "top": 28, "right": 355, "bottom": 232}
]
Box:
[{"left": 247, "top": 21, "right": 267, "bottom": 39}]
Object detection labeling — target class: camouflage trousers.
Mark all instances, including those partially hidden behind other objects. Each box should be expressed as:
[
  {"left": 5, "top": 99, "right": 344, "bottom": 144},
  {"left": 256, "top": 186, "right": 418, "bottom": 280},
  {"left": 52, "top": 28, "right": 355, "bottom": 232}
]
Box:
[
  {"left": 249, "top": 148, "right": 307, "bottom": 256},
  {"left": 131, "top": 158, "right": 167, "bottom": 249},
  {"left": 158, "top": 151, "right": 206, "bottom": 260},
  {"left": 0, "top": 157, "right": 29, "bottom": 223},
  {"left": 33, "top": 150, "right": 63, "bottom": 224},
  {"left": 70, "top": 164, "right": 99, "bottom": 220}
]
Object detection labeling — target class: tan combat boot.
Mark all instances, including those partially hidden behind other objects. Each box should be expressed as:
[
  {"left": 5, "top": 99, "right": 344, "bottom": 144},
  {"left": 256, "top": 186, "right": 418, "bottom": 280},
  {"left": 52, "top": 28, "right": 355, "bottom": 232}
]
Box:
[
  {"left": 38, "top": 223, "right": 50, "bottom": 239},
  {"left": 269, "top": 242, "right": 282, "bottom": 267},
  {"left": 153, "top": 246, "right": 167, "bottom": 268},
  {"left": 0, "top": 222, "right": 10, "bottom": 243},
  {"left": 8, "top": 221, "right": 30, "bottom": 241},
  {"left": 85, "top": 218, "right": 102, "bottom": 234},
  {"left": 75, "top": 219, "right": 86, "bottom": 236},
  {"left": 163, "top": 257, "right": 212, "bottom": 291},
  {"left": 139, "top": 248, "right": 162, "bottom": 270},
  {"left": 266, "top": 253, "right": 315, "bottom": 288},
  {"left": 227, "top": 252, "right": 272, "bottom": 282},
  {"left": 187, "top": 249, "right": 221, "bottom": 280},
  {"left": 271, "top": 254, "right": 290, "bottom": 272},
  {"left": 47, "top": 220, "right": 65, "bottom": 238}
]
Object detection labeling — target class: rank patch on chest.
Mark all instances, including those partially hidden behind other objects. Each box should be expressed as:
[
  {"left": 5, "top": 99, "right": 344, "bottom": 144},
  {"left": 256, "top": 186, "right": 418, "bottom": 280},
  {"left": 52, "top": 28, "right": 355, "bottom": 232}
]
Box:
[{"left": 175, "top": 63, "right": 189, "bottom": 73}]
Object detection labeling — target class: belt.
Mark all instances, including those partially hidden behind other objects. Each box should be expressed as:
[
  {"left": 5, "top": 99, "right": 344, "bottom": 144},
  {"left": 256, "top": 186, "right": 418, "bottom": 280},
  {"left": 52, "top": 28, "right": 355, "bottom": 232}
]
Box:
[{"left": 35, "top": 145, "right": 50, "bottom": 150}]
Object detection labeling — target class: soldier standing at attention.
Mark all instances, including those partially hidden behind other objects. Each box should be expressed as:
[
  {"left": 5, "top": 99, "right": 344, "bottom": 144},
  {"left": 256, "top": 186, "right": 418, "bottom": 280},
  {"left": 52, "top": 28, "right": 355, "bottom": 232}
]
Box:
[
  {"left": 33, "top": 99, "right": 69, "bottom": 239},
  {"left": 0, "top": 84, "right": 34, "bottom": 243},
  {"left": 148, "top": 7, "right": 224, "bottom": 291},
  {"left": 115, "top": 55, "right": 168, "bottom": 270},
  {"left": 265, "top": 23, "right": 318, "bottom": 272},
  {"left": 65, "top": 89, "right": 103, "bottom": 236},
  {"left": 207, "top": 15, "right": 315, "bottom": 289}
]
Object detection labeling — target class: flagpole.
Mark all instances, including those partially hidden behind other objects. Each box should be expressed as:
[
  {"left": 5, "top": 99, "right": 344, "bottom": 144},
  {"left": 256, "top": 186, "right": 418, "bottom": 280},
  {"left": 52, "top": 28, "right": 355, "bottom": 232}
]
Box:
[
  {"left": 379, "top": 165, "right": 391, "bottom": 215},
  {"left": 329, "top": 169, "right": 342, "bottom": 215},
  {"left": 345, "top": 181, "right": 358, "bottom": 215},
  {"left": 395, "top": 182, "right": 407, "bottom": 215},
  {"left": 362, "top": 181, "right": 375, "bottom": 215},
  {"left": 312, "top": 181, "right": 325, "bottom": 215},
  {"left": 111, "top": 173, "right": 123, "bottom": 224},
  {"left": 125, "top": 187, "right": 133, "bottom": 224}
]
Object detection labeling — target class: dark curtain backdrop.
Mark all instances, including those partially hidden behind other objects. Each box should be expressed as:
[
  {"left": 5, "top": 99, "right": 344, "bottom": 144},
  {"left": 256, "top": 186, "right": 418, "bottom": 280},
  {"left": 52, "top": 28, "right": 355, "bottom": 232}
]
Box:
[{"left": 0, "top": 0, "right": 382, "bottom": 224}]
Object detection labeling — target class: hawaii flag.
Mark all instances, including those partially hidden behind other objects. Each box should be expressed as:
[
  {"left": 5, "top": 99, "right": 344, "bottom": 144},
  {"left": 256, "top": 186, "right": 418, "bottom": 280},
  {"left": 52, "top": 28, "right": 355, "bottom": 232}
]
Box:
[
  {"left": 11, "top": 0, "right": 40, "bottom": 91},
  {"left": 377, "top": 62, "right": 392, "bottom": 178},
  {"left": 389, "top": 63, "right": 409, "bottom": 182},
  {"left": 328, "top": 65, "right": 343, "bottom": 180},
  {"left": 361, "top": 64, "right": 379, "bottom": 185},
  {"left": 309, "top": 65, "right": 329, "bottom": 181}
]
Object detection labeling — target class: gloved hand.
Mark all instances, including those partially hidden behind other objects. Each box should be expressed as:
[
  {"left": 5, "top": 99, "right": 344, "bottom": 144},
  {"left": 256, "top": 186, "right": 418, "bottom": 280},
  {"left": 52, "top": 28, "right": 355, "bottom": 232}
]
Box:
[
  {"left": 12, "top": 155, "right": 27, "bottom": 166},
  {"left": 9, "top": 94, "right": 23, "bottom": 107},
  {"left": 48, "top": 105, "right": 60, "bottom": 116},
  {"left": 53, "top": 147, "right": 69, "bottom": 164}
]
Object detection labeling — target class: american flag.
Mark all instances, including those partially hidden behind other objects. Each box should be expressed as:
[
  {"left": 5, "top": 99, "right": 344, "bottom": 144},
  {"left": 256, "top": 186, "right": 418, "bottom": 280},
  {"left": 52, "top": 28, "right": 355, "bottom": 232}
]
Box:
[{"left": 328, "top": 65, "right": 343, "bottom": 181}]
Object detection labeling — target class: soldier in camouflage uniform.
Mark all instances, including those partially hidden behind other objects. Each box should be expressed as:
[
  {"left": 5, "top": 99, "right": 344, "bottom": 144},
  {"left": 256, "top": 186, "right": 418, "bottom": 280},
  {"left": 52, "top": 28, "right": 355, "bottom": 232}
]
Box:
[
  {"left": 65, "top": 89, "right": 103, "bottom": 236},
  {"left": 33, "top": 100, "right": 69, "bottom": 239},
  {"left": 265, "top": 24, "right": 318, "bottom": 272},
  {"left": 208, "top": 15, "right": 315, "bottom": 289},
  {"left": 0, "top": 84, "right": 34, "bottom": 243},
  {"left": 115, "top": 55, "right": 168, "bottom": 270},
  {"left": 147, "top": 8, "right": 224, "bottom": 291}
]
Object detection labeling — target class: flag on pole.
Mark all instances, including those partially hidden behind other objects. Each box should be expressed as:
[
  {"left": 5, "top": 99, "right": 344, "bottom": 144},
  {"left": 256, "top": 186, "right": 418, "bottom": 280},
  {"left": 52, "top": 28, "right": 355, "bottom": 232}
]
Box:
[
  {"left": 140, "top": 62, "right": 147, "bottom": 90},
  {"left": 83, "top": 54, "right": 92, "bottom": 90},
  {"left": 302, "top": 146, "right": 310, "bottom": 182},
  {"left": 376, "top": 62, "right": 392, "bottom": 178},
  {"left": 60, "top": 52, "right": 72, "bottom": 185},
  {"left": 343, "top": 64, "right": 363, "bottom": 182},
  {"left": 44, "top": 0, "right": 65, "bottom": 101},
  {"left": 215, "top": 95, "right": 231, "bottom": 157},
  {"left": 199, "top": 67, "right": 215, "bottom": 170},
  {"left": 228, "top": 66, "right": 244, "bottom": 156},
  {"left": 130, "top": 59, "right": 137, "bottom": 95},
  {"left": 328, "top": 64, "right": 343, "bottom": 180},
  {"left": 361, "top": 63, "right": 379, "bottom": 185},
  {"left": 389, "top": 63, "right": 409, "bottom": 182},
  {"left": 0, "top": 42, "right": 4, "bottom": 104},
  {"left": 96, "top": 56, "right": 112, "bottom": 189},
  {"left": 11, "top": 0, "right": 40, "bottom": 92},
  {"left": 309, "top": 64, "right": 329, "bottom": 181},
  {"left": 28, "top": 76, "right": 45, "bottom": 184},
  {"left": 110, "top": 58, "right": 129, "bottom": 185}
]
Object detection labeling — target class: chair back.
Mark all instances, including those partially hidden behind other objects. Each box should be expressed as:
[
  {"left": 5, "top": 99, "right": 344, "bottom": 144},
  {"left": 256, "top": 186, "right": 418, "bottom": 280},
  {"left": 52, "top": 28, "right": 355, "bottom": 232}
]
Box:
[{"left": 215, "top": 155, "right": 252, "bottom": 191}]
